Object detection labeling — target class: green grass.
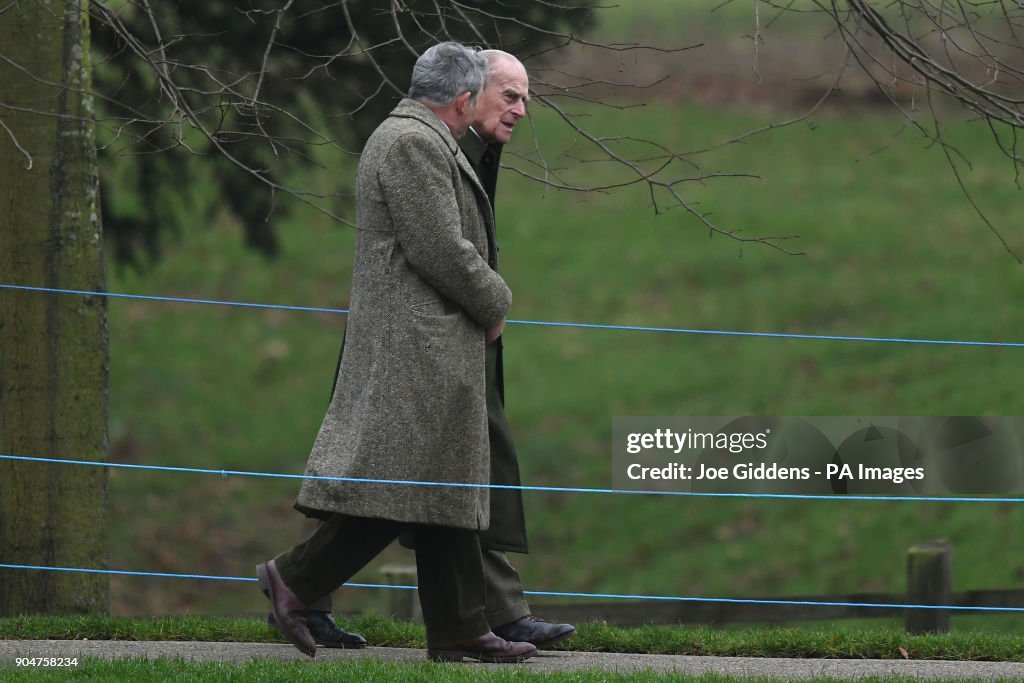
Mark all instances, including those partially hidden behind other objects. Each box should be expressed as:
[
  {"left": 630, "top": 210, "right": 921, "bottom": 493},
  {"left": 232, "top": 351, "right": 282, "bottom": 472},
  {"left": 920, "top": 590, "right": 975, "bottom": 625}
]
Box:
[
  {"left": 4, "top": 616, "right": 1024, "bottom": 662},
  {"left": 98, "top": 97, "right": 1024, "bottom": 622},
  {"left": 0, "top": 614, "right": 418, "bottom": 647},
  {"left": 4, "top": 658, "right": 992, "bottom": 683},
  {"left": 586, "top": 0, "right": 830, "bottom": 42},
  {"left": 585, "top": 0, "right": 1017, "bottom": 44}
]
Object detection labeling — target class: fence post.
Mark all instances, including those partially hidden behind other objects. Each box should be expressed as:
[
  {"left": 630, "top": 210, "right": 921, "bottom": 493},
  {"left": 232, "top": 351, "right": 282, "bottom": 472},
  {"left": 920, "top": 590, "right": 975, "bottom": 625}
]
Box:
[
  {"left": 381, "top": 564, "right": 421, "bottom": 622},
  {"left": 905, "top": 540, "right": 952, "bottom": 634}
]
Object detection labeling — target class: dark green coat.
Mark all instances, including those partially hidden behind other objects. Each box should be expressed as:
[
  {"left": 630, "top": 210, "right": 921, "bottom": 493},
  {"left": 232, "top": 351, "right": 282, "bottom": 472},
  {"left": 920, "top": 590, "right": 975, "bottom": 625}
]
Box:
[{"left": 459, "top": 129, "right": 529, "bottom": 554}]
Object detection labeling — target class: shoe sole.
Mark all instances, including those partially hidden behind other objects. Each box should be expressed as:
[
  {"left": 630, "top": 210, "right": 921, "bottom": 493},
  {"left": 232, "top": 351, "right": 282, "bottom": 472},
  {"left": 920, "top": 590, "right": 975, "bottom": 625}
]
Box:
[
  {"left": 257, "top": 562, "right": 316, "bottom": 659},
  {"left": 316, "top": 641, "right": 368, "bottom": 650},
  {"left": 427, "top": 649, "right": 534, "bottom": 663}
]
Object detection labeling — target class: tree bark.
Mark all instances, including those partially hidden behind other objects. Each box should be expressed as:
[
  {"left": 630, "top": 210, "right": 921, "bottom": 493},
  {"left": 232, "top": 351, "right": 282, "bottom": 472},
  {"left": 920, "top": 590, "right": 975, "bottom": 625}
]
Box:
[{"left": 0, "top": 0, "right": 109, "bottom": 615}]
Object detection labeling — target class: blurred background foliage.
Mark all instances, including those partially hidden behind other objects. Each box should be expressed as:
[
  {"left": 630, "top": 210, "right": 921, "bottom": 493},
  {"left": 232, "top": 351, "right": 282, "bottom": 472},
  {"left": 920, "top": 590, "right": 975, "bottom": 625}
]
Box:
[{"left": 93, "top": 0, "right": 593, "bottom": 265}]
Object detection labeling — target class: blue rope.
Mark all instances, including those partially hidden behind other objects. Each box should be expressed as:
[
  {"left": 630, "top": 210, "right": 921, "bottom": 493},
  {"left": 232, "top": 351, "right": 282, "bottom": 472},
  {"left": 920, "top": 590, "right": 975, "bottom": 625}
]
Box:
[
  {"left": 0, "top": 563, "right": 1019, "bottom": 613},
  {"left": 0, "top": 284, "right": 345, "bottom": 315},
  {"left": 2, "top": 283, "right": 1021, "bottom": 347},
  {"left": 2, "top": 287, "right": 1020, "bottom": 616},
  {"left": 2, "top": 453, "right": 1022, "bottom": 503},
  {"left": 0, "top": 563, "right": 255, "bottom": 583}
]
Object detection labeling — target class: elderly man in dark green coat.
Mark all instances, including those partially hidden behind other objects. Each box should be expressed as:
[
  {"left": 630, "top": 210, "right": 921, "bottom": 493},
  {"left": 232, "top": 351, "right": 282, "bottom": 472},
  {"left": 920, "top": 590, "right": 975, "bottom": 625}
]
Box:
[
  {"left": 257, "top": 42, "right": 535, "bottom": 664},
  {"left": 456, "top": 49, "right": 576, "bottom": 649}
]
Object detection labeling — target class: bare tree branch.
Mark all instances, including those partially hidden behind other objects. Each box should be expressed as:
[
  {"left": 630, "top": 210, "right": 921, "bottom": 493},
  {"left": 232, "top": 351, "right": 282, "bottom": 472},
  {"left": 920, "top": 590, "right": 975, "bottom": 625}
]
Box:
[{"left": 0, "top": 115, "right": 32, "bottom": 169}]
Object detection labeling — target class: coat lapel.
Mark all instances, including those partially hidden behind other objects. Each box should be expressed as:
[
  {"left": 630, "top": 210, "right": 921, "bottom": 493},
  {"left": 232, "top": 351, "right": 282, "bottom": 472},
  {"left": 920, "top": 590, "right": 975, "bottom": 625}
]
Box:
[
  {"left": 389, "top": 99, "right": 496, "bottom": 243},
  {"left": 455, "top": 146, "right": 495, "bottom": 236}
]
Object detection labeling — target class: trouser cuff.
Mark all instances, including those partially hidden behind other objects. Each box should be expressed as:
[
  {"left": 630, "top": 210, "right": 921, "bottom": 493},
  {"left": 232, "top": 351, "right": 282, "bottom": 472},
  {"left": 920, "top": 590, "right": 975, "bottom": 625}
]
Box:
[
  {"left": 307, "top": 594, "right": 333, "bottom": 612},
  {"left": 486, "top": 599, "right": 532, "bottom": 630},
  {"left": 424, "top": 613, "right": 492, "bottom": 649},
  {"left": 272, "top": 552, "right": 321, "bottom": 606}
]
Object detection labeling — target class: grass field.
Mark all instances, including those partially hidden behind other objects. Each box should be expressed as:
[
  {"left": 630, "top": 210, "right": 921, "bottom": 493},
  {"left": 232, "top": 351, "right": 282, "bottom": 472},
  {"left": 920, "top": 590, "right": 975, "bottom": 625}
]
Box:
[
  {"left": 96, "top": 85, "right": 1024, "bottom": 626},
  {"left": 3, "top": 659, "right": 982, "bottom": 683},
  {"left": 5, "top": 614, "right": 1024, "bottom": 660},
  {"left": 5, "top": 616, "right": 1024, "bottom": 681}
]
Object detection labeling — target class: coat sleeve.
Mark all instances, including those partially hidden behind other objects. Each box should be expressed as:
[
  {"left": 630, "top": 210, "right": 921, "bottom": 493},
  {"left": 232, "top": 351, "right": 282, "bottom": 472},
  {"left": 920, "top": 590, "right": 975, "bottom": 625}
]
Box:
[{"left": 378, "top": 131, "right": 512, "bottom": 328}]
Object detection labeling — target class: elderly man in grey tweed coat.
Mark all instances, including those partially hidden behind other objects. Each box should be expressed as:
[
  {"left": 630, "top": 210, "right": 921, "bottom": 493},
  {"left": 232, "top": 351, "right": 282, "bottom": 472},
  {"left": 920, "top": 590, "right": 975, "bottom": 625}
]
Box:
[
  {"left": 256, "top": 42, "right": 535, "bottom": 664},
  {"left": 294, "top": 48, "right": 577, "bottom": 653}
]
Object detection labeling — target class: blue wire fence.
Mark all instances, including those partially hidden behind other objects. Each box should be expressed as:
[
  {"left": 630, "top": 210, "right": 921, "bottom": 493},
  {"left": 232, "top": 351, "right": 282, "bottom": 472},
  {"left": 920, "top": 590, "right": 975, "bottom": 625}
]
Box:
[
  {"left": 3, "top": 283, "right": 1022, "bottom": 347},
  {"left": 3, "top": 562, "right": 1022, "bottom": 614},
  {"left": 1, "top": 452, "right": 1023, "bottom": 504},
  {"left": 2, "top": 281, "right": 1023, "bottom": 618}
]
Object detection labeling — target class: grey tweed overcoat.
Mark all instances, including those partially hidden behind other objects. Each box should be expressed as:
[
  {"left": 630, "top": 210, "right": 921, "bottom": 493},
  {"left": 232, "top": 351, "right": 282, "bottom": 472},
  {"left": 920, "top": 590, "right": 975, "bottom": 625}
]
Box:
[{"left": 294, "top": 99, "right": 512, "bottom": 531}]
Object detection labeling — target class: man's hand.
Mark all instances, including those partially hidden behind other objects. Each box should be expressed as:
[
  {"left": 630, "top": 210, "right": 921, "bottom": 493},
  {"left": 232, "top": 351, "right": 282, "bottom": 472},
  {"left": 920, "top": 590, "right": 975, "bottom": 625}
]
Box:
[{"left": 486, "top": 318, "right": 506, "bottom": 344}]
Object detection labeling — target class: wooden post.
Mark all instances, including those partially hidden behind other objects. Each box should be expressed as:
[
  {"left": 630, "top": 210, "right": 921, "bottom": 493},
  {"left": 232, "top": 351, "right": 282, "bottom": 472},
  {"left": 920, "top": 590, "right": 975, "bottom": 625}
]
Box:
[
  {"left": 381, "top": 564, "right": 421, "bottom": 622},
  {"left": 905, "top": 540, "right": 952, "bottom": 634}
]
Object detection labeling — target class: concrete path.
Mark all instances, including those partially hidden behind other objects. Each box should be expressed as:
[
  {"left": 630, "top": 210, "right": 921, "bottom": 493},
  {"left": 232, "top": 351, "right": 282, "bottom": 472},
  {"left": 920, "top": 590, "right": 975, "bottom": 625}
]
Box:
[{"left": 3, "top": 640, "right": 1024, "bottom": 680}]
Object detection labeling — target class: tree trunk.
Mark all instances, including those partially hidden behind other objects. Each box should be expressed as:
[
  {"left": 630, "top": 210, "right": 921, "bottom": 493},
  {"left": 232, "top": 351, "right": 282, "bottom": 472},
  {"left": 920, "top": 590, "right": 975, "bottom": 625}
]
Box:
[{"left": 0, "top": 0, "right": 109, "bottom": 615}]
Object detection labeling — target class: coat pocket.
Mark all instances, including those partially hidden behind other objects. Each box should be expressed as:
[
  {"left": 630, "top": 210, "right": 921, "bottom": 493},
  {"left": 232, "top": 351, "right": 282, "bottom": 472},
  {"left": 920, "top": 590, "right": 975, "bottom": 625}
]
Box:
[
  {"left": 410, "top": 306, "right": 462, "bottom": 351},
  {"left": 410, "top": 297, "right": 460, "bottom": 318}
]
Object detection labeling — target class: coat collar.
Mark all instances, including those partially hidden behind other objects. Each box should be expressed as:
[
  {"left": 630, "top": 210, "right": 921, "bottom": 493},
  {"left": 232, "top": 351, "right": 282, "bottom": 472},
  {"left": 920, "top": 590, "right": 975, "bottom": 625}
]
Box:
[
  {"left": 460, "top": 127, "right": 488, "bottom": 166},
  {"left": 389, "top": 99, "right": 459, "bottom": 154},
  {"left": 388, "top": 99, "right": 495, "bottom": 234}
]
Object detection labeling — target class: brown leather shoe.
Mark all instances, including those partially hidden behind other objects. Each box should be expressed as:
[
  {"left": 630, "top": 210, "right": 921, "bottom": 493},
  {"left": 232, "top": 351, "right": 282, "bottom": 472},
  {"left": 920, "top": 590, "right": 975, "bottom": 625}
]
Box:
[
  {"left": 427, "top": 631, "right": 536, "bottom": 663},
  {"left": 256, "top": 560, "right": 316, "bottom": 658}
]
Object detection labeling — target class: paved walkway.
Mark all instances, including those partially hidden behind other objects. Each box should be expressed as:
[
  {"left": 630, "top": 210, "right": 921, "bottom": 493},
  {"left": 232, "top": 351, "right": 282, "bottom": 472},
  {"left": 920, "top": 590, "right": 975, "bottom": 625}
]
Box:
[{"left": 3, "top": 640, "right": 1024, "bottom": 680}]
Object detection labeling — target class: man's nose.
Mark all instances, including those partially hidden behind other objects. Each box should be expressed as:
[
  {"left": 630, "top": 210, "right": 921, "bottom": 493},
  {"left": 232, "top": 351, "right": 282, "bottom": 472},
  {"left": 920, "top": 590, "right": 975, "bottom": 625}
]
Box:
[{"left": 512, "top": 100, "right": 526, "bottom": 118}]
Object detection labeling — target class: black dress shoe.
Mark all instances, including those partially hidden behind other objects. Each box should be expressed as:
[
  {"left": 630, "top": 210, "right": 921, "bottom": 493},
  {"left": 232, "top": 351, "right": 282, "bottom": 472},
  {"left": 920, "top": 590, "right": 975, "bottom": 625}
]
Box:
[
  {"left": 427, "top": 631, "right": 536, "bottom": 663},
  {"left": 267, "top": 610, "right": 367, "bottom": 649},
  {"left": 492, "top": 615, "right": 576, "bottom": 649}
]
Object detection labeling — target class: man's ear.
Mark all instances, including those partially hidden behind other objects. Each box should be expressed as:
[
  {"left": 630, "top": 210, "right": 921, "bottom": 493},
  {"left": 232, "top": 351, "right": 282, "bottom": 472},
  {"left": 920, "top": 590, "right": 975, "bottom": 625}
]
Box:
[{"left": 454, "top": 91, "right": 473, "bottom": 115}]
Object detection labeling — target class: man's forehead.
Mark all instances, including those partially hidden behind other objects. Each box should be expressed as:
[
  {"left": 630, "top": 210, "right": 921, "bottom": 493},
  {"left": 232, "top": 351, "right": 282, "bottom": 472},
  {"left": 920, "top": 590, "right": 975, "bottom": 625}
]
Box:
[
  {"left": 490, "top": 67, "right": 529, "bottom": 97},
  {"left": 499, "top": 81, "right": 529, "bottom": 99},
  {"left": 489, "top": 56, "right": 526, "bottom": 77}
]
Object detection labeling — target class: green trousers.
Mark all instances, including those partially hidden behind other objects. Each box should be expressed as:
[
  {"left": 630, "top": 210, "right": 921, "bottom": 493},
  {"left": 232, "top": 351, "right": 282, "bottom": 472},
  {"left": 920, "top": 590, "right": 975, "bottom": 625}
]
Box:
[
  {"left": 275, "top": 513, "right": 491, "bottom": 648},
  {"left": 305, "top": 546, "right": 528, "bottom": 629}
]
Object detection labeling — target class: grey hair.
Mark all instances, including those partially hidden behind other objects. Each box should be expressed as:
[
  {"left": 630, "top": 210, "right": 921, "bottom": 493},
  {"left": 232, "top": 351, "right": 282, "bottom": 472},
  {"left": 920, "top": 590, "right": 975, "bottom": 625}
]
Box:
[{"left": 408, "top": 42, "right": 487, "bottom": 106}]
